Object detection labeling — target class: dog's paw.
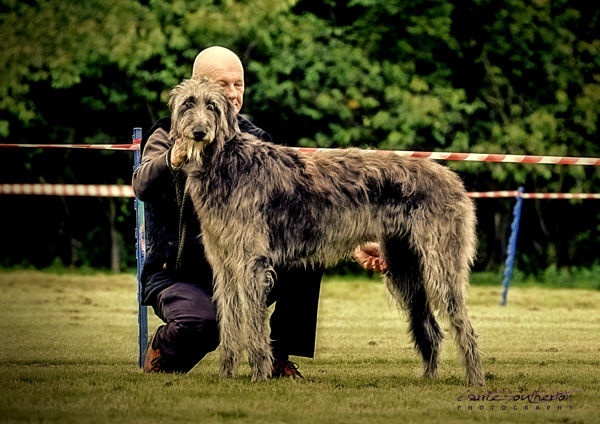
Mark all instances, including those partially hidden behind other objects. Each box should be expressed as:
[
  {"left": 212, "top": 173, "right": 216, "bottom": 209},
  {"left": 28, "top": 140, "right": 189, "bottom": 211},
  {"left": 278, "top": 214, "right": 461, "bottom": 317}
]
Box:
[
  {"left": 250, "top": 371, "right": 270, "bottom": 382},
  {"left": 219, "top": 358, "right": 239, "bottom": 379},
  {"left": 466, "top": 372, "right": 486, "bottom": 387},
  {"left": 219, "top": 367, "right": 237, "bottom": 379},
  {"left": 249, "top": 355, "right": 273, "bottom": 382}
]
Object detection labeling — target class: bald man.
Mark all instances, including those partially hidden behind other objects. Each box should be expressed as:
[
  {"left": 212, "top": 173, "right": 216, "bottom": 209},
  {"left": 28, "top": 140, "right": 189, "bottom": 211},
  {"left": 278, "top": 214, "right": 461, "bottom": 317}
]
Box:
[
  {"left": 133, "top": 46, "right": 324, "bottom": 378},
  {"left": 133, "top": 46, "right": 386, "bottom": 378}
]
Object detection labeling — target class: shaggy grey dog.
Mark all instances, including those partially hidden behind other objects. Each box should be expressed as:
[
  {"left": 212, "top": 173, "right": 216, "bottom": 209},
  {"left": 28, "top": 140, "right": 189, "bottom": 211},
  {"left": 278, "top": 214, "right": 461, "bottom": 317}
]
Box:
[{"left": 169, "top": 78, "right": 485, "bottom": 386}]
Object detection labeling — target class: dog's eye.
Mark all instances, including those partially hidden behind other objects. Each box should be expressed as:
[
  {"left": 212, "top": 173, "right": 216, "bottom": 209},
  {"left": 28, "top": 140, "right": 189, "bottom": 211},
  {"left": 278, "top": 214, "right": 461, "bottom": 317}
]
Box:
[
  {"left": 206, "top": 103, "right": 216, "bottom": 111},
  {"left": 184, "top": 99, "right": 195, "bottom": 108}
]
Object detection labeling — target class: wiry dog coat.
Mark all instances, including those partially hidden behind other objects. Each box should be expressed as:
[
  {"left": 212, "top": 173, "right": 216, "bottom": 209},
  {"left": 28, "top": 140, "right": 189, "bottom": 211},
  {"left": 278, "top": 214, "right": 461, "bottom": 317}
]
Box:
[{"left": 169, "top": 78, "right": 485, "bottom": 386}]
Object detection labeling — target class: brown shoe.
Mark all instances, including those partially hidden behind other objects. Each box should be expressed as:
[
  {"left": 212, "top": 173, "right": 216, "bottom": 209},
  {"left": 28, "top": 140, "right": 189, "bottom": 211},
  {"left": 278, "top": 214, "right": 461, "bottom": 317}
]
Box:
[
  {"left": 272, "top": 360, "right": 304, "bottom": 380},
  {"left": 143, "top": 326, "right": 165, "bottom": 373}
]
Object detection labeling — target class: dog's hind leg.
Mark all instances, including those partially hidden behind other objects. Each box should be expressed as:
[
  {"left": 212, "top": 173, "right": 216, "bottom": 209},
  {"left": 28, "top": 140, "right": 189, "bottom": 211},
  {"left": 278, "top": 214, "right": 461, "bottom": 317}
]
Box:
[
  {"left": 439, "top": 279, "right": 485, "bottom": 386},
  {"left": 239, "top": 256, "right": 275, "bottom": 382},
  {"left": 382, "top": 237, "right": 445, "bottom": 380}
]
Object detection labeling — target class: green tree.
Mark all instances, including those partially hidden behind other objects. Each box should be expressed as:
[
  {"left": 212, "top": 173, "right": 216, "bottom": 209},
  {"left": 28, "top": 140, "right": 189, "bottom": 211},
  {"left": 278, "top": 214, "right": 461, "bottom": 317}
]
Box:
[
  {"left": 246, "top": 0, "right": 600, "bottom": 272},
  {"left": 0, "top": 0, "right": 299, "bottom": 269},
  {"left": 0, "top": 0, "right": 598, "bottom": 273}
]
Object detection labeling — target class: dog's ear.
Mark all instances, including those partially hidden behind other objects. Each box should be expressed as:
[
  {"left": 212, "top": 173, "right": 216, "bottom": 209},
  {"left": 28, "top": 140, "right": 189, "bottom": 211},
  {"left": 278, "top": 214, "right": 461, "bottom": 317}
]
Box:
[
  {"left": 168, "top": 80, "right": 191, "bottom": 137},
  {"left": 215, "top": 89, "right": 239, "bottom": 143},
  {"left": 168, "top": 81, "right": 184, "bottom": 111},
  {"left": 225, "top": 98, "right": 239, "bottom": 141}
]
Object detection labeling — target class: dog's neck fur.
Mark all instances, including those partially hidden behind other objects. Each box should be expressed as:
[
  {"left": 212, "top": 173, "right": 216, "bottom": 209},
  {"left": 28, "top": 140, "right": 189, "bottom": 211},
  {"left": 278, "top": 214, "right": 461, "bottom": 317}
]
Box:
[{"left": 185, "top": 130, "right": 255, "bottom": 179}]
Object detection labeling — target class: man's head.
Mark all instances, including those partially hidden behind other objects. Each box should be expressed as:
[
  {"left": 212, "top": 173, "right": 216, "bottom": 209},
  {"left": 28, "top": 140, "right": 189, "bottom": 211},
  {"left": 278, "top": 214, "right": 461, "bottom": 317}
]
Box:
[{"left": 192, "top": 46, "right": 244, "bottom": 113}]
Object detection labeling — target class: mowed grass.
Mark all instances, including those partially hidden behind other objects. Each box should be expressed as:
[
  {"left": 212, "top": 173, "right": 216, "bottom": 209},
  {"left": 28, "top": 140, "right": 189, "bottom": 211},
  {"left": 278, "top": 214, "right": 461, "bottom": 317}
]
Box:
[{"left": 0, "top": 270, "right": 598, "bottom": 424}]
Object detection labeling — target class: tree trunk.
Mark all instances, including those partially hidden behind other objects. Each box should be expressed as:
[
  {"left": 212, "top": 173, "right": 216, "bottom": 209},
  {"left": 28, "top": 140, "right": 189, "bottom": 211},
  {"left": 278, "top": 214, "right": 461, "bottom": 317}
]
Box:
[{"left": 108, "top": 198, "right": 120, "bottom": 272}]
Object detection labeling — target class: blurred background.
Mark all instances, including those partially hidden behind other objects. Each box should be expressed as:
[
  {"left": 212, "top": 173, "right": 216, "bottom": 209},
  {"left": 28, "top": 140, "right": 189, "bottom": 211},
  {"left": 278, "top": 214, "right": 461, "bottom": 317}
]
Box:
[{"left": 0, "top": 0, "right": 598, "bottom": 278}]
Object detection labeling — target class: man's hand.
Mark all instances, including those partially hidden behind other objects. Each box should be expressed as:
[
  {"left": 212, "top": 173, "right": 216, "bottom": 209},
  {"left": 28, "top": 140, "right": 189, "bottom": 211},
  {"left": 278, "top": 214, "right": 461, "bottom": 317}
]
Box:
[
  {"left": 170, "top": 139, "right": 187, "bottom": 168},
  {"left": 353, "top": 243, "right": 388, "bottom": 274}
]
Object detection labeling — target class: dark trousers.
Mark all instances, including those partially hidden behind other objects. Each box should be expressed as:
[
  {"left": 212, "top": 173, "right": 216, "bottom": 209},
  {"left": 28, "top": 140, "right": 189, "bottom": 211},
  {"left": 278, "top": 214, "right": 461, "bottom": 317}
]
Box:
[{"left": 150, "top": 266, "right": 323, "bottom": 373}]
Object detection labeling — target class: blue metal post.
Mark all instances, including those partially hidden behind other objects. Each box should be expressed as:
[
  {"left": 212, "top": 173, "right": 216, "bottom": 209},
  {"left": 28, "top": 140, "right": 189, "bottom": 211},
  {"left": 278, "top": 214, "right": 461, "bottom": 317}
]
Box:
[
  {"left": 133, "top": 127, "right": 148, "bottom": 367},
  {"left": 501, "top": 187, "right": 524, "bottom": 306}
]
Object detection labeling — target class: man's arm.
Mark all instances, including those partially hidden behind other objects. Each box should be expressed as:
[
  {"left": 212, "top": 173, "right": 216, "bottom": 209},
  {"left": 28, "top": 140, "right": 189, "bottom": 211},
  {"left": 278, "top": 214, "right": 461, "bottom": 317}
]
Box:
[{"left": 132, "top": 127, "right": 177, "bottom": 202}]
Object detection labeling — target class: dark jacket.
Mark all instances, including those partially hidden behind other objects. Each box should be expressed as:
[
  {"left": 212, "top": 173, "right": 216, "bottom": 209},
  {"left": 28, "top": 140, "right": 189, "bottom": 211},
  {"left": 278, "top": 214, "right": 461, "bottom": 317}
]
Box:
[{"left": 132, "top": 115, "right": 272, "bottom": 305}]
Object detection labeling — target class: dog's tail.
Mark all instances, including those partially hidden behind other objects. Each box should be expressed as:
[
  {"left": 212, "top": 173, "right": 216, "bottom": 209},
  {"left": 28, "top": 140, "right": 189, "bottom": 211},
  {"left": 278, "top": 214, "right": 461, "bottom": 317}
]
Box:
[{"left": 411, "top": 190, "right": 476, "bottom": 304}]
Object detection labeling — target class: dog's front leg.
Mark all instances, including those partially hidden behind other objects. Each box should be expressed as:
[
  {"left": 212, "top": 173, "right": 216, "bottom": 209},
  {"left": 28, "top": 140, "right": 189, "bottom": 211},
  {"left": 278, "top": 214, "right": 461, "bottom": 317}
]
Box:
[
  {"left": 212, "top": 265, "right": 244, "bottom": 379},
  {"left": 240, "top": 256, "right": 275, "bottom": 382}
]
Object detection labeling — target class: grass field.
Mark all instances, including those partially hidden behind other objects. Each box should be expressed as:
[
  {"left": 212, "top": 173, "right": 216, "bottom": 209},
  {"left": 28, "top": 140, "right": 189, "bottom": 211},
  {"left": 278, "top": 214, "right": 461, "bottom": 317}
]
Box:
[{"left": 0, "top": 270, "right": 598, "bottom": 423}]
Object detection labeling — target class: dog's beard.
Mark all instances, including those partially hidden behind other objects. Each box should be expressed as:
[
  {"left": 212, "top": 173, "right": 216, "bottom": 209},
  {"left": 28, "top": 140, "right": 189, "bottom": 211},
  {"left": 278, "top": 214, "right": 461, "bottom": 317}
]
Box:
[{"left": 186, "top": 136, "right": 213, "bottom": 166}]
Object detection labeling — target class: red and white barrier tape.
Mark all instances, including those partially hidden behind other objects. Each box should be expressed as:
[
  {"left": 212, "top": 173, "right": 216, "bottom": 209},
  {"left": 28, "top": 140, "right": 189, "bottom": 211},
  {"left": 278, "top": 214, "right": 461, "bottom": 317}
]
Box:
[
  {"left": 1, "top": 142, "right": 599, "bottom": 165},
  {"left": 468, "top": 190, "right": 522, "bottom": 198},
  {"left": 0, "top": 143, "right": 140, "bottom": 151},
  {"left": 468, "top": 191, "right": 600, "bottom": 199},
  {"left": 0, "top": 184, "right": 134, "bottom": 197},
  {"left": 519, "top": 192, "right": 600, "bottom": 199},
  {"left": 295, "top": 147, "right": 600, "bottom": 165},
  {"left": 1, "top": 184, "right": 599, "bottom": 200}
]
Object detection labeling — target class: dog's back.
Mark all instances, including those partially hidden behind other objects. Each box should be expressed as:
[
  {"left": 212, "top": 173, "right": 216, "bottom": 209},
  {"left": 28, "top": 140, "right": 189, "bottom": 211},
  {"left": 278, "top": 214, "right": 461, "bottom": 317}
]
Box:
[{"left": 189, "top": 134, "right": 475, "bottom": 269}]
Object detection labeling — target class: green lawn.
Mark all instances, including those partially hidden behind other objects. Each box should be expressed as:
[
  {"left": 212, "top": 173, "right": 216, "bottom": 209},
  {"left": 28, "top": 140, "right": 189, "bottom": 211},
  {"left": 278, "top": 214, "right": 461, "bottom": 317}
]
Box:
[{"left": 0, "top": 270, "right": 598, "bottom": 423}]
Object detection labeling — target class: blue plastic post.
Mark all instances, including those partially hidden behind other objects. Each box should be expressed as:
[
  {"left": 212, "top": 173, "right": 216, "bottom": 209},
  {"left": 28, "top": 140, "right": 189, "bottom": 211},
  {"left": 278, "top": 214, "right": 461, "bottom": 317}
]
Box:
[
  {"left": 501, "top": 187, "right": 524, "bottom": 306},
  {"left": 133, "top": 127, "right": 148, "bottom": 367}
]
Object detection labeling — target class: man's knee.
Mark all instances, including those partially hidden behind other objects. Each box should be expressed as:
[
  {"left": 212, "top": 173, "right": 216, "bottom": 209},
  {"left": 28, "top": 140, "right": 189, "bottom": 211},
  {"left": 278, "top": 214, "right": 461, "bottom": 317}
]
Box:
[
  {"left": 174, "top": 312, "right": 219, "bottom": 352},
  {"left": 154, "top": 282, "right": 220, "bottom": 352}
]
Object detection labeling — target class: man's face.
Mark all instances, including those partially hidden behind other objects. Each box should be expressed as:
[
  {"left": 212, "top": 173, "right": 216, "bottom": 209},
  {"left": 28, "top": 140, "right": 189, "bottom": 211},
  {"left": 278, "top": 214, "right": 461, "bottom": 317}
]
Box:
[{"left": 201, "top": 60, "right": 245, "bottom": 113}]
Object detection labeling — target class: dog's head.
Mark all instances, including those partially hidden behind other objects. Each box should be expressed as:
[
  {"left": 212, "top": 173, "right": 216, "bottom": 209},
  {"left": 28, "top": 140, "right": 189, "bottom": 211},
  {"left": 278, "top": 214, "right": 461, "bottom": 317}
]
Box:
[{"left": 168, "top": 78, "right": 239, "bottom": 165}]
